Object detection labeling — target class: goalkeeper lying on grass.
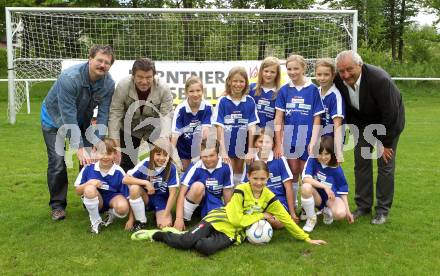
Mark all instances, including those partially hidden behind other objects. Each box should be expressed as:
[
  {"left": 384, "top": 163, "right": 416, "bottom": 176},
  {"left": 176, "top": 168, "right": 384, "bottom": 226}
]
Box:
[{"left": 131, "top": 160, "right": 326, "bottom": 256}]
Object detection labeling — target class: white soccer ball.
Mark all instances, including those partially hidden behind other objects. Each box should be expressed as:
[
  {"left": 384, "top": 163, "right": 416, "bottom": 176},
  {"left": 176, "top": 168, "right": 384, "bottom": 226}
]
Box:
[{"left": 246, "top": 219, "right": 273, "bottom": 244}]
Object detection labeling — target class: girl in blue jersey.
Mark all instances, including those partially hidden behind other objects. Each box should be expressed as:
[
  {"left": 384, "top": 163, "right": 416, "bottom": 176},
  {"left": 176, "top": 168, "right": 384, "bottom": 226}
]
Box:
[
  {"left": 315, "top": 58, "right": 345, "bottom": 163},
  {"left": 74, "top": 138, "right": 130, "bottom": 234},
  {"left": 249, "top": 57, "right": 281, "bottom": 132},
  {"left": 124, "top": 140, "right": 179, "bottom": 232},
  {"left": 242, "top": 133, "right": 300, "bottom": 227},
  {"left": 301, "top": 136, "right": 354, "bottom": 232},
  {"left": 171, "top": 76, "right": 213, "bottom": 171},
  {"left": 173, "top": 139, "right": 234, "bottom": 231},
  {"left": 212, "top": 66, "right": 259, "bottom": 185},
  {"left": 274, "top": 54, "right": 324, "bottom": 207},
  {"left": 131, "top": 160, "right": 326, "bottom": 256}
]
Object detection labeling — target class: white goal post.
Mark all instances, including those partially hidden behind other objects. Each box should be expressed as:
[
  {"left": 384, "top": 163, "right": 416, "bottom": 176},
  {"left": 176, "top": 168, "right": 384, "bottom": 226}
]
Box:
[{"left": 6, "top": 7, "right": 358, "bottom": 124}]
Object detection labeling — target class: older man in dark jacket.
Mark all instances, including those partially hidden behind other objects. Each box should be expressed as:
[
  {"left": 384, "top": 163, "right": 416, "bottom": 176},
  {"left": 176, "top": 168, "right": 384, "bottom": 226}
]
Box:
[{"left": 334, "top": 50, "right": 405, "bottom": 224}]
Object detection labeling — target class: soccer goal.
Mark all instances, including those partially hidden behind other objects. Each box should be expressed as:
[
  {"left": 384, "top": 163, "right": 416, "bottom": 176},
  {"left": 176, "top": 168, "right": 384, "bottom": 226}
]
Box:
[{"left": 5, "top": 7, "right": 358, "bottom": 124}]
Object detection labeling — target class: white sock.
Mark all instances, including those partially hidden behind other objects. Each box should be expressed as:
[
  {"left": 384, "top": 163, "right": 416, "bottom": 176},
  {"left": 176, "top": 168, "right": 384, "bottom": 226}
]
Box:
[
  {"left": 233, "top": 174, "right": 242, "bottom": 186},
  {"left": 292, "top": 182, "right": 299, "bottom": 207},
  {"left": 183, "top": 198, "right": 199, "bottom": 221},
  {"left": 301, "top": 196, "right": 316, "bottom": 219},
  {"left": 129, "top": 197, "right": 147, "bottom": 223},
  {"left": 83, "top": 196, "right": 101, "bottom": 225},
  {"left": 110, "top": 208, "right": 127, "bottom": 219}
]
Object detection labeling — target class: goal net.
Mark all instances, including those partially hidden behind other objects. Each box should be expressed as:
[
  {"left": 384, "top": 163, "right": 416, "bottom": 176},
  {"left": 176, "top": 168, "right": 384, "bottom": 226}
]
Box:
[{"left": 6, "top": 7, "right": 357, "bottom": 123}]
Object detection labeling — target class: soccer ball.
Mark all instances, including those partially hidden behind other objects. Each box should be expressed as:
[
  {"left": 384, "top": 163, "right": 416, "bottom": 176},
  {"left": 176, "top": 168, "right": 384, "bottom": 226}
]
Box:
[{"left": 246, "top": 220, "right": 273, "bottom": 244}]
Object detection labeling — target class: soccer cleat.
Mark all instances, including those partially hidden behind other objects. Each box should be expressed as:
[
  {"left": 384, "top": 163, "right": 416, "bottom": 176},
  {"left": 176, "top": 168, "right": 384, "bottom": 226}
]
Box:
[
  {"left": 303, "top": 215, "right": 317, "bottom": 232},
  {"left": 300, "top": 208, "right": 307, "bottom": 221},
  {"left": 352, "top": 209, "right": 371, "bottom": 220},
  {"left": 52, "top": 209, "right": 66, "bottom": 221},
  {"left": 322, "top": 207, "right": 334, "bottom": 225},
  {"left": 371, "top": 213, "right": 388, "bottom": 225},
  {"left": 131, "top": 220, "right": 147, "bottom": 232},
  {"left": 102, "top": 211, "right": 116, "bottom": 227},
  {"left": 131, "top": 229, "right": 160, "bottom": 241},
  {"left": 90, "top": 220, "right": 103, "bottom": 234}
]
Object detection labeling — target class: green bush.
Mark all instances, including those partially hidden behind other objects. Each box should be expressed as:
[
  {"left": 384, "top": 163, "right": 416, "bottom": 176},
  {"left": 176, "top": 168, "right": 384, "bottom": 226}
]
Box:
[{"left": 0, "top": 48, "right": 6, "bottom": 78}]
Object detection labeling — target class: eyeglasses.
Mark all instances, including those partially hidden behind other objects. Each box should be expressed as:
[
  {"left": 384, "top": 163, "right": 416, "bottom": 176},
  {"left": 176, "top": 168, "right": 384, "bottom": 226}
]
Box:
[{"left": 93, "top": 58, "right": 112, "bottom": 66}]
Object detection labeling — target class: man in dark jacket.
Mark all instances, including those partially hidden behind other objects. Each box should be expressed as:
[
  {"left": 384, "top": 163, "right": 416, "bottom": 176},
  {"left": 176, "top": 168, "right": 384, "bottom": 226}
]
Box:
[{"left": 334, "top": 50, "right": 405, "bottom": 224}]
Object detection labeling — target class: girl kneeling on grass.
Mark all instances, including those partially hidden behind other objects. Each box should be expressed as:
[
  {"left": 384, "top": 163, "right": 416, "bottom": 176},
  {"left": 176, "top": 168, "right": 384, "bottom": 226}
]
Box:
[
  {"left": 301, "top": 136, "right": 354, "bottom": 233},
  {"left": 124, "top": 140, "right": 179, "bottom": 232},
  {"left": 131, "top": 160, "right": 326, "bottom": 256},
  {"left": 74, "top": 138, "right": 130, "bottom": 234}
]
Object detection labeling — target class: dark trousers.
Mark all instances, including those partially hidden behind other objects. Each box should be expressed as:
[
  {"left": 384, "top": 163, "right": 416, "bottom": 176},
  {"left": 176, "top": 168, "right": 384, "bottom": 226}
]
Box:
[
  {"left": 354, "top": 128, "right": 400, "bottom": 215},
  {"left": 119, "top": 131, "right": 142, "bottom": 172},
  {"left": 153, "top": 221, "right": 234, "bottom": 256},
  {"left": 42, "top": 126, "right": 68, "bottom": 211}
]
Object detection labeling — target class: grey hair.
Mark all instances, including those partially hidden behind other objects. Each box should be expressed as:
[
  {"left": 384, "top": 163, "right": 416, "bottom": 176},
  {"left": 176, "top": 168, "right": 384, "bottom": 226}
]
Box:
[{"left": 335, "top": 50, "right": 363, "bottom": 66}]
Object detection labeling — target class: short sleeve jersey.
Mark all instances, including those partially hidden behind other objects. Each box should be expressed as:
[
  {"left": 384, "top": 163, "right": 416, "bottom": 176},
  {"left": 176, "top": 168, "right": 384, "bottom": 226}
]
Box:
[
  {"left": 241, "top": 151, "right": 293, "bottom": 198},
  {"left": 320, "top": 84, "right": 345, "bottom": 136},
  {"left": 302, "top": 157, "right": 348, "bottom": 196},
  {"left": 181, "top": 159, "right": 234, "bottom": 197},
  {"left": 275, "top": 81, "right": 324, "bottom": 146},
  {"left": 249, "top": 83, "right": 276, "bottom": 128},
  {"left": 172, "top": 99, "right": 213, "bottom": 158},
  {"left": 74, "top": 162, "right": 128, "bottom": 196},
  {"left": 127, "top": 157, "right": 179, "bottom": 195},
  {"left": 212, "top": 95, "right": 259, "bottom": 157}
]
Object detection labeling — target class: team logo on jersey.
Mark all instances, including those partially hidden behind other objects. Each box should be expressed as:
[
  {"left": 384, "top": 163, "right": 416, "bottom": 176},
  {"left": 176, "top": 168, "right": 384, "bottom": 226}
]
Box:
[{"left": 245, "top": 204, "right": 262, "bottom": 215}]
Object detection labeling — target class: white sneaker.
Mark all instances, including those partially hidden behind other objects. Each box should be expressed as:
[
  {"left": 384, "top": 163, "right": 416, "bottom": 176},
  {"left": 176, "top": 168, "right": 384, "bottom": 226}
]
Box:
[
  {"left": 303, "top": 215, "right": 317, "bottom": 232},
  {"left": 323, "top": 207, "right": 333, "bottom": 225},
  {"left": 103, "top": 210, "right": 116, "bottom": 227},
  {"left": 90, "top": 219, "right": 103, "bottom": 234}
]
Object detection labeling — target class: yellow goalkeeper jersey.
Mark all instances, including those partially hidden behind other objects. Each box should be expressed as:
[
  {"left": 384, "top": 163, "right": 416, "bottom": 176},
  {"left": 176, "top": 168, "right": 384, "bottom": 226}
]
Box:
[{"left": 203, "top": 183, "right": 310, "bottom": 245}]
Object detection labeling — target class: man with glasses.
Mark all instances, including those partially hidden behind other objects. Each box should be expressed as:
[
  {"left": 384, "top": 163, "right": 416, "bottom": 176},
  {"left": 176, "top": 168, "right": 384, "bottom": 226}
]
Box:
[
  {"left": 108, "top": 58, "right": 173, "bottom": 173},
  {"left": 41, "top": 45, "right": 116, "bottom": 221}
]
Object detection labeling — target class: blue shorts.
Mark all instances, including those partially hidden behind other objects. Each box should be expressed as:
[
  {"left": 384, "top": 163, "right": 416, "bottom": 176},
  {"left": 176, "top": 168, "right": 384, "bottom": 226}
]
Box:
[
  {"left": 177, "top": 137, "right": 200, "bottom": 160},
  {"left": 288, "top": 145, "right": 309, "bottom": 161},
  {"left": 200, "top": 193, "right": 224, "bottom": 217},
  {"left": 316, "top": 188, "right": 342, "bottom": 210},
  {"left": 99, "top": 190, "right": 123, "bottom": 211},
  {"left": 146, "top": 194, "right": 168, "bottom": 213}
]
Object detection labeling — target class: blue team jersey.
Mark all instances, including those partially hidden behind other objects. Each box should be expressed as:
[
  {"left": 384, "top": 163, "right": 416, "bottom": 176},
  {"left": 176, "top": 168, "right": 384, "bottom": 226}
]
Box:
[
  {"left": 249, "top": 83, "right": 277, "bottom": 129},
  {"left": 172, "top": 99, "right": 213, "bottom": 159},
  {"left": 74, "top": 162, "right": 128, "bottom": 196},
  {"left": 127, "top": 158, "right": 179, "bottom": 196},
  {"left": 275, "top": 81, "right": 324, "bottom": 158},
  {"left": 181, "top": 159, "right": 233, "bottom": 216},
  {"left": 320, "top": 84, "right": 345, "bottom": 136},
  {"left": 241, "top": 151, "right": 293, "bottom": 198},
  {"left": 212, "top": 95, "right": 259, "bottom": 158},
  {"left": 302, "top": 157, "right": 348, "bottom": 196}
]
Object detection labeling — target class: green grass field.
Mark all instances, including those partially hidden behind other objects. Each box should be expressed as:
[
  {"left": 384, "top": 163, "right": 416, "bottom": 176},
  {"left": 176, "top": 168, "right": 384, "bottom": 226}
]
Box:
[{"left": 0, "top": 81, "right": 439, "bottom": 275}]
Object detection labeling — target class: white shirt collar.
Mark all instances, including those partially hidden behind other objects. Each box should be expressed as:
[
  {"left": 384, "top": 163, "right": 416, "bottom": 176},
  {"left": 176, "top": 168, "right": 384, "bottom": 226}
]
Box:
[
  {"left": 201, "top": 158, "right": 223, "bottom": 171},
  {"left": 320, "top": 83, "right": 338, "bottom": 98},
  {"left": 94, "top": 161, "right": 117, "bottom": 176},
  {"left": 226, "top": 95, "right": 247, "bottom": 103},
  {"left": 288, "top": 79, "right": 313, "bottom": 90},
  {"left": 184, "top": 99, "right": 207, "bottom": 113},
  {"left": 261, "top": 86, "right": 275, "bottom": 93}
]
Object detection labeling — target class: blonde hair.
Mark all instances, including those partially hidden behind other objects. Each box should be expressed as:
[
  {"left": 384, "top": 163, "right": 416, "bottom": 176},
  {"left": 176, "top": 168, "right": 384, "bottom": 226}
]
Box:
[
  {"left": 315, "top": 58, "right": 336, "bottom": 74},
  {"left": 286, "top": 54, "right": 307, "bottom": 71},
  {"left": 96, "top": 138, "right": 117, "bottom": 155},
  {"left": 184, "top": 75, "right": 203, "bottom": 94},
  {"left": 225, "top": 66, "right": 249, "bottom": 96},
  {"left": 255, "top": 56, "right": 281, "bottom": 100}
]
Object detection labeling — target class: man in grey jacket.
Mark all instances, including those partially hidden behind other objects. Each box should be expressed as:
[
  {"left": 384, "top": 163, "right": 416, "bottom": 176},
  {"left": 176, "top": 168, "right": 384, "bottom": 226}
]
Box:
[
  {"left": 108, "top": 58, "right": 173, "bottom": 172},
  {"left": 41, "top": 45, "right": 115, "bottom": 220}
]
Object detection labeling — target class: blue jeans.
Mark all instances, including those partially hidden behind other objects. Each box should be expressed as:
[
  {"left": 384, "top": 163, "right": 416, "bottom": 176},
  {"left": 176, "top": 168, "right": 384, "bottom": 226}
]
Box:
[{"left": 42, "top": 125, "right": 68, "bottom": 211}]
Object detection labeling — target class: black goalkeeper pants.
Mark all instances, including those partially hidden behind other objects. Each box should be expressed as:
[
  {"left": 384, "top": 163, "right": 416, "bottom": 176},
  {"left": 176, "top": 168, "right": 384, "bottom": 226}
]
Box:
[{"left": 152, "top": 221, "right": 234, "bottom": 256}]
